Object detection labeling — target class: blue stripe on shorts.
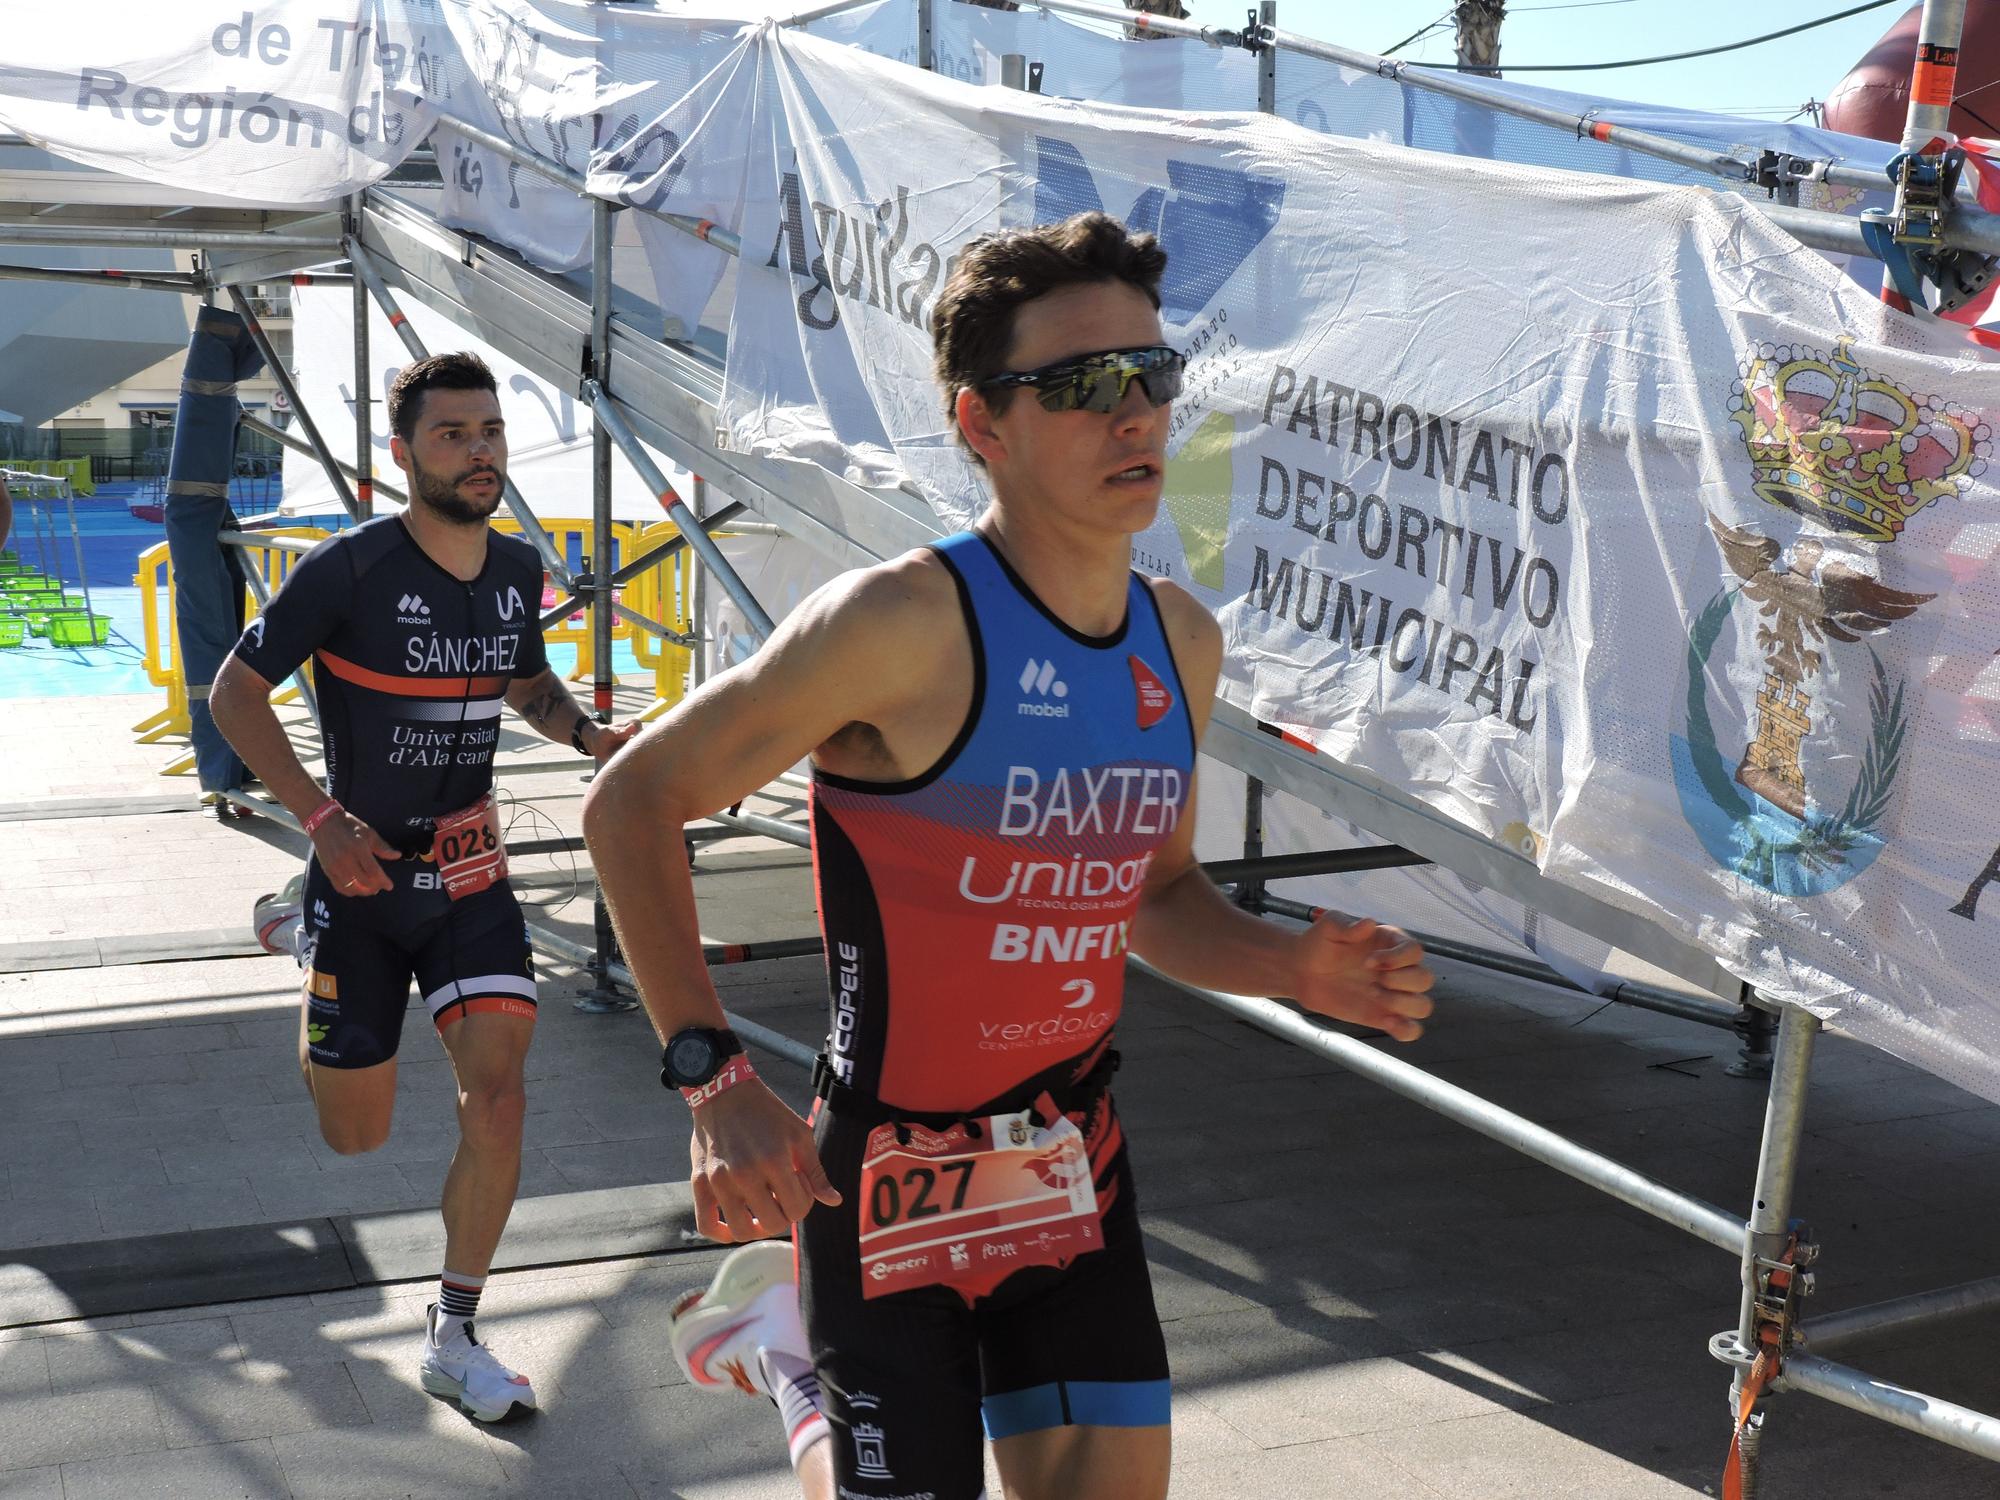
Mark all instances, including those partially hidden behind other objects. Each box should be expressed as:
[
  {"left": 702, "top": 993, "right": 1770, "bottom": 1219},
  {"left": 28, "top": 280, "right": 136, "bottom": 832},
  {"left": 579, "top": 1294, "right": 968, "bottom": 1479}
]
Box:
[{"left": 982, "top": 1378, "right": 1171, "bottom": 1439}]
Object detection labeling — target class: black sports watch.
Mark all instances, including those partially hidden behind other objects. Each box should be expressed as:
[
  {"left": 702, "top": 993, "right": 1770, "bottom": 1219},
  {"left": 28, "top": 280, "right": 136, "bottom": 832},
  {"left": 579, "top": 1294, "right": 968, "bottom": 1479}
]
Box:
[{"left": 661, "top": 1026, "right": 744, "bottom": 1090}]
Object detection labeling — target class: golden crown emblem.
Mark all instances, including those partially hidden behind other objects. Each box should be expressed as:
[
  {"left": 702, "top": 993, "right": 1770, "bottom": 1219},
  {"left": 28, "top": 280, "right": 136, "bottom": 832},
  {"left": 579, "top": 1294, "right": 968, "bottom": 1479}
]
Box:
[{"left": 1727, "top": 336, "right": 1989, "bottom": 543}]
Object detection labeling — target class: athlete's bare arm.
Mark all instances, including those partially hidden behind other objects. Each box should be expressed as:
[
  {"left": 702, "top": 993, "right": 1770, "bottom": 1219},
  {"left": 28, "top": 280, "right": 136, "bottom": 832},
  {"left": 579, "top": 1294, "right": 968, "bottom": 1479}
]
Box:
[
  {"left": 1126, "top": 580, "right": 1436, "bottom": 1041},
  {"left": 583, "top": 548, "right": 970, "bottom": 1242},
  {"left": 504, "top": 667, "right": 640, "bottom": 764},
  {"left": 210, "top": 655, "right": 403, "bottom": 895}
]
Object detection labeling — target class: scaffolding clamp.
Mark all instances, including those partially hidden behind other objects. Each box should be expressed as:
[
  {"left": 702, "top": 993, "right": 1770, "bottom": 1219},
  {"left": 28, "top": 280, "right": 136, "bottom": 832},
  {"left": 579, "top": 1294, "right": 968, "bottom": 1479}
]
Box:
[
  {"left": 1710, "top": 1224, "right": 1817, "bottom": 1377},
  {"left": 1749, "top": 150, "right": 1815, "bottom": 201},
  {"left": 1887, "top": 146, "right": 1964, "bottom": 248},
  {"left": 1238, "top": 10, "right": 1269, "bottom": 53}
]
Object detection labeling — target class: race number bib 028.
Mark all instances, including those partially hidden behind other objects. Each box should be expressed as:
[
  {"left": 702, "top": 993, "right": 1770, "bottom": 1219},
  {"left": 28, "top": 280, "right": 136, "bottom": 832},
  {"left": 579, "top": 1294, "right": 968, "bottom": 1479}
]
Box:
[
  {"left": 858, "top": 1101, "right": 1100, "bottom": 1304},
  {"left": 432, "top": 794, "right": 507, "bottom": 900}
]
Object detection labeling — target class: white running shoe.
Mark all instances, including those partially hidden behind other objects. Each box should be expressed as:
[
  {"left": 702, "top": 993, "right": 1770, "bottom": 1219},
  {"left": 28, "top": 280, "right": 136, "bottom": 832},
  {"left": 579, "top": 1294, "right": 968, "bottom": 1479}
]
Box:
[
  {"left": 252, "top": 870, "right": 306, "bottom": 959},
  {"left": 419, "top": 1305, "right": 538, "bottom": 1422},
  {"left": 669, "top": 1240, "right": 805, "bottom": 1398}
]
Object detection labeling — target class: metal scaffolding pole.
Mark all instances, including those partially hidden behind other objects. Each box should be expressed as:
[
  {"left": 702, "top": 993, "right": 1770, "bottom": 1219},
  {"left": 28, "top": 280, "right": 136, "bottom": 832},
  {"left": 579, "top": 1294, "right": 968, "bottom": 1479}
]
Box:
[
  {"left": 1899, "top": 0, "right": 1969, "bottom": 153},
  {"left": 1133, "top": 959, "right": 1747, "bottom": 1252},
  {"left": 917, "top": 0, "right": 935, "bottom": 70},
  {"left": 590, "top": 197, "right": 616, "bottom": 722},
  {"left": 689, "top": 476, "right": 711, "bottom": 692},
  {"left": 1256, "top": 0, "right": 1277, "bottom": 116},
  {"left": 429, "top": 11, "right": 2000, "bottom": 301},
  {"left": 1017, "top": 0, "right": 1950, "bottom": 202},
  {"left": 0, "top": 264, "right": 202, "bottom": 294},
  {"left": 1710, "top": 1005, "right": 1819, "bottom": 1490},
  {"left": 779, "top": 0, "right": 893, "bottom": 27},
  {"left": 580, "top": 193, "right": 632, "bottom": 1016},
  {"left": 1781, "top": 1352, "right": 2000, "bottom": 1465},
  {"left": 0, "top": 225, "right": 340, "bottom": 251},
  {"left": 1802, "top": 1275, "right": 2000, "bottom": 1355},
  {"left": 1204, "top": 845, "right": 1429, "bottom": 885},
  {"left": 225, "top": 285, "right": 358, "bottom": 521},
  {"left": 239, "top": 414, "right": 408, "bottom": 507},
  {"left": 612, "top": 499, "right": 746, "bottom": 586},
  {"left": 525, "top": 924, "right": 815, "bottom": 1067},
  {"left": 344, "top": 235, "right": 574, "bottom": 585},
  {"left": 584, "top": 381, "right": 775, "bottom": 642},
  {"left": 349, "top": 197, "right": 374, "bottom": 521}
]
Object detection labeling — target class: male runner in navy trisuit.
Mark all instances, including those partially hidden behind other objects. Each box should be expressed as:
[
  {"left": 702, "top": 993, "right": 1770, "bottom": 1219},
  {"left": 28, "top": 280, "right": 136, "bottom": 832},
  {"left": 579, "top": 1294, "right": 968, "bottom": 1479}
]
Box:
[
  {"left": 212, "top": 352, "right": 637, "bottom": 1421},
  {"left": 585, "top": 214, "right": 1435, "bottom": 1498}
]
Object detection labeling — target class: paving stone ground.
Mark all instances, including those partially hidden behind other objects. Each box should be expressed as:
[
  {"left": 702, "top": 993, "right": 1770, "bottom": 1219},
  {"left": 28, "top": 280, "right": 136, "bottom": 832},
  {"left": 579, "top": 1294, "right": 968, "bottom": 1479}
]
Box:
[{"left": 5, "top": 693, "right": 2000, "bottom": 1497}]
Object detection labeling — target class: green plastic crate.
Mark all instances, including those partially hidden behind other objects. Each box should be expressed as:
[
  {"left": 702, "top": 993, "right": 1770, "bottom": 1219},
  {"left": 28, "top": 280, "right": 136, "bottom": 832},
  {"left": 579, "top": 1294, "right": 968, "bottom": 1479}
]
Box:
[
  {"left": 46, "top": 612, "right": 110, "bottom": 647},
  {"left": 0, "top": 617, "right": 24, "bottom": 647}
]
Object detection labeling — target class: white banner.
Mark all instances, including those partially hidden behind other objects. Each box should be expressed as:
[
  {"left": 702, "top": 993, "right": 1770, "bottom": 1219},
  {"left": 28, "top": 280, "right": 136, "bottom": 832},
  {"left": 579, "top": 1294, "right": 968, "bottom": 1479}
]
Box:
[
  {"left": 438, "top": 123, "right": 593, "bottom": 272},
  {"left": 717, "top": 29, "right": 2000, "bottom": 1102},
  {"left": 17, "top": 3, "right": 2000, "bottom": 1096},
  {"left": 0, "top": 1, "right": 441, "bottom": 203},
  {"left": 284, "top": 284, "right": 686, "bottom": 522}
]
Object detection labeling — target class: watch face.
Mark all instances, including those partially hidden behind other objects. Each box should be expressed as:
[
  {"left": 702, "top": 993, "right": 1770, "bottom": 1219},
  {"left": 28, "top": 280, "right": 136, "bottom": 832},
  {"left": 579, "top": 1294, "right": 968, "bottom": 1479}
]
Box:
[{"left": 668, "top": 1032, "right": 717, "bottom": 1083}]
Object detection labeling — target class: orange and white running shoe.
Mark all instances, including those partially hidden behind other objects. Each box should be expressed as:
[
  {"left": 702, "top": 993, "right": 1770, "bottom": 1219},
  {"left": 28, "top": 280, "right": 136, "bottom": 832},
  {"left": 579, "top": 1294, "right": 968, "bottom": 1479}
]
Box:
[
  {"left": 251, "top": 870, "right": 306, "bottom": 959},
  {"left": 668, "top": 1240, "right": 805, "bottom": 1398}
]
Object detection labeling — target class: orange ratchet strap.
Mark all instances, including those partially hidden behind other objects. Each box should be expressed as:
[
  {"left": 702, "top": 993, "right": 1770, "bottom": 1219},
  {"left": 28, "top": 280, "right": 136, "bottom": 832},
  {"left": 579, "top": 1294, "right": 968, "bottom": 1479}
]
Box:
[{"left": 1721, "top": 1233, "right": 1800, "bottom": 1500}]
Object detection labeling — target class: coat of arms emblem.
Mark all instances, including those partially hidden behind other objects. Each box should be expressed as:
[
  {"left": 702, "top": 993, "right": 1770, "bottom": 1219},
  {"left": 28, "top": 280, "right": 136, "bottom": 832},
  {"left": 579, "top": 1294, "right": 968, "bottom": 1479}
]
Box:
[{"left": 1672, "top": 336, "right": 1988, "bottom": 894}]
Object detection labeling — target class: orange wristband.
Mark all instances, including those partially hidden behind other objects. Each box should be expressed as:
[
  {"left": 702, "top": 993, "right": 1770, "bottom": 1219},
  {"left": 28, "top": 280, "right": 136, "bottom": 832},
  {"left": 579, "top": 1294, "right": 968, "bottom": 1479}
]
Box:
[{"left": 682, "top": 1055, "right": 755, "bottom": 1109}]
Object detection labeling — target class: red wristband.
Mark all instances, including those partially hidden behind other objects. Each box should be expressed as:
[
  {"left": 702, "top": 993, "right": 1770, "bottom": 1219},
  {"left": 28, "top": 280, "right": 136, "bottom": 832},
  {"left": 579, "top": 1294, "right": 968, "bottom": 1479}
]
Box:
[
  {"left": 682, "top": 1055, "right": 755, "bottom": 1109},
  {"left": 301, "top": 798, "right": 342, "bottom": 836}
]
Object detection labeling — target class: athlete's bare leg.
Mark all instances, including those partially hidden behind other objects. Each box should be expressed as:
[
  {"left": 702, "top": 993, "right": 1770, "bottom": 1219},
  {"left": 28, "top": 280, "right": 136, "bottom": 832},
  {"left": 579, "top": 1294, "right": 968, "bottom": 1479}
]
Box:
[
  {"left": 298, "top": 1000, "right": 399, "bottom": 1154},
  {"left": 993, "top": 1424, "right": 1169, "bottom": 1500},
  {"left": 794, "top": 1434, "right": 834, "bottom": 1499},
  {"left": 438, "top": 1011, "right": 535, "bottom": 1276}
]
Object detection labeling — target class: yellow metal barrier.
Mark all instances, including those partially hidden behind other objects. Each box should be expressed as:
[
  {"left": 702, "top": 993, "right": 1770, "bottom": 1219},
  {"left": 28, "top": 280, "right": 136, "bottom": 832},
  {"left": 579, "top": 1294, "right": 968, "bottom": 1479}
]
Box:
[
  {"left": 136, "top": 529, "right": 331, "bottom": 774},
  {"left": 138, "top": 517, "right": 705, "bottom": 763},
  {"left": 623, "top": 520, "right": 696, "bottom": 716},
  {"left": 492, "top": 516, "right": 635, "bottom": 684},
  {"left": 131, "top": 541, "right": 188, "bottom": 745}
]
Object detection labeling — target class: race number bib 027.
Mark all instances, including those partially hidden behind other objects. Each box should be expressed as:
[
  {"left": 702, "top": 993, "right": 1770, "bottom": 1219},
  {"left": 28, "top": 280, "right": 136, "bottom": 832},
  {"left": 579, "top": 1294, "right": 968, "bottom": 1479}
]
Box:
[
  {"left": 858, "top": 1101, "right": 1101, "bottom": 1304},
  {"left": 432, "top": 794, "right": 507, "bottom": 900}
]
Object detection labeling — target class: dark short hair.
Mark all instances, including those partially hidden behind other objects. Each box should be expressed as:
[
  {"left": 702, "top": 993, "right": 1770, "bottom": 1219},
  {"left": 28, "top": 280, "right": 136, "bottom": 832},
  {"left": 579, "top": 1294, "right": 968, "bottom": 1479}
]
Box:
[
  {"left": 931, "top": 212, "right": 1167, "bottom": 463},
  {"left": 388, "top": 351, "right": 498, "bottom": 441}
]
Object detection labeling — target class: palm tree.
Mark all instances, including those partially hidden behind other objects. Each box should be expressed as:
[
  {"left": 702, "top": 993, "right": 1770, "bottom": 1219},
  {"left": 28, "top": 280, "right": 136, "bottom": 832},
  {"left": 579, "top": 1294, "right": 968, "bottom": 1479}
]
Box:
[
  {"left": 1125, "top": 0, "right": 1190, "bottom": 39},
  {"left": 1454, "top": 0, "right": 1506, "bottom": 76}
]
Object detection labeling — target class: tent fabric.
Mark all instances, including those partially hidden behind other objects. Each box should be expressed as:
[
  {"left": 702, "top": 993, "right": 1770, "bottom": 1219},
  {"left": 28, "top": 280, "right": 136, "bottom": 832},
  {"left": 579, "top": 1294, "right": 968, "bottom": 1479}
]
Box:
[
  {"left": 713, "top": 25, "right": 2000, "bottom": 1104},
  {"left": 12, "top": 2, "right": 2000, "bottom": 1101}
]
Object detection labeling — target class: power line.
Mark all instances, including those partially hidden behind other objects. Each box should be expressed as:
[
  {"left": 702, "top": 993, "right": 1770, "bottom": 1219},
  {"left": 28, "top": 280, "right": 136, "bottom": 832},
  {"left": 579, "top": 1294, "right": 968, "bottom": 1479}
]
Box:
[
  {"left": 1382, "top": 9, "right": 1453, "bottom": 59},
  {"left": 1380, "top": 1, "right": 1640, "bottom": 62},
  {"left": 1409, "top": 0, "right": 1904, "bottom": 74}
]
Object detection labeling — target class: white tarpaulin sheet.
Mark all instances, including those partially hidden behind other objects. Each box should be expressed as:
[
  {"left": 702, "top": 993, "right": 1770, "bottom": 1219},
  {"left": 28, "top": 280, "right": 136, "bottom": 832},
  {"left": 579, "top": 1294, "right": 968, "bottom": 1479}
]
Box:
[
  {"left": 0, "top": 2, "right": 443, "bottom": 201},
  {"left": 284, "top": 283, "right": 688, "bottom": 521},
  {"left": 9, "top": 2, "right": 2000, "bottom": 1095},
  {"left": 715, "top": 28, "right": 2000, "bottom": 1101}
]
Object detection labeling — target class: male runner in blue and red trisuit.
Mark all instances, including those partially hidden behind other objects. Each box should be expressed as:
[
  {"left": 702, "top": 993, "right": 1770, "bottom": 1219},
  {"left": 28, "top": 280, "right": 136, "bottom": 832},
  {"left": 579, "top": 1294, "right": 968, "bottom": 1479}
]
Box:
[{"left": 586, "top": 214, "right": 1435, "bottom": 1499}]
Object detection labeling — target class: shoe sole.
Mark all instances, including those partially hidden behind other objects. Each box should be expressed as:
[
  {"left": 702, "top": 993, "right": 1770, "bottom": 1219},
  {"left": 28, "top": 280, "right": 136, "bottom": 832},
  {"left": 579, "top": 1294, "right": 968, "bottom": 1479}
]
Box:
[
  {"left": 420, "top": 1365, "right": 535, "bottom": 1423},
  {"left": 669, "top": 1239, "right": 796, "bottom": 1392},
  {"left": 253, "top": 913, "right": 297, "bottom": 956}
]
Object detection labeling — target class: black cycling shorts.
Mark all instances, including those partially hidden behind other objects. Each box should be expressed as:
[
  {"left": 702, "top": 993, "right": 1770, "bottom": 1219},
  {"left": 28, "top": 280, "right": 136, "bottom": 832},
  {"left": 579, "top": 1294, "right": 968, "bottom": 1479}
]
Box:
[
  {"left": 298, "top": 860, "right": 536, "bottom": 1070},
  {"left": 797, "top": 1102, "right": 1169, "bottom": 1500}
]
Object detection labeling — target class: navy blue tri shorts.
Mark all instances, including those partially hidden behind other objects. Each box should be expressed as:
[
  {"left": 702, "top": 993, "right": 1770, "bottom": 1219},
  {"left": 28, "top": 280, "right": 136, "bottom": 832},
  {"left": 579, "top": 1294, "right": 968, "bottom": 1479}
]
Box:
[{"left": 298, "top": 860, "right": 536, "bottom": 1070}]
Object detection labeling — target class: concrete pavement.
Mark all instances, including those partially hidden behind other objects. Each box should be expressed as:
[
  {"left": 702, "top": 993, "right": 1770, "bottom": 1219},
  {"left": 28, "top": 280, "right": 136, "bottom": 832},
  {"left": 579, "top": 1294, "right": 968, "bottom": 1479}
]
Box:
[{"left": 5, "top": 691, "right": 2000, "bottom": 1496}]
